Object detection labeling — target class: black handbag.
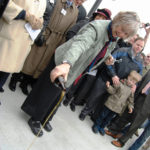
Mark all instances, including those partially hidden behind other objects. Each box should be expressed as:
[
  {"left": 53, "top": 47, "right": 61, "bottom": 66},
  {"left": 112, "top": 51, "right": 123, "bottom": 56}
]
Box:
[{"left": 34, "top": 31, "right": 45, "bottom": 47}]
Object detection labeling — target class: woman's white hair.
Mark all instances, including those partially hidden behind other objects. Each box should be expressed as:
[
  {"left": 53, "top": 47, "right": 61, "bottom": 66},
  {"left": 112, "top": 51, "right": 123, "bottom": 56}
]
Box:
[{"left": 112, "top": 11, "right": 141, "bottom": 38}]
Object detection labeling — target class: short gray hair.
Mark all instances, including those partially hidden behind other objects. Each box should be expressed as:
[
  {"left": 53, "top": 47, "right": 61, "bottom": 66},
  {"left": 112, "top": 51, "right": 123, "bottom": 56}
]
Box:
[{"left": 112, "top": 11, "right": 141, "bottom": 38}]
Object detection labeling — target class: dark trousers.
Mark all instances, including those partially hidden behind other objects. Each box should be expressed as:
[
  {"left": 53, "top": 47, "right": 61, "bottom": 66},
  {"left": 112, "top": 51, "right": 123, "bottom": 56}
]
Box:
[
  {"left": 21, "top": 55, "right": 62, "bottom": 123},
  {"left": 81, "top": 77, "right": 107, "bottom": 116},
  {"left": 71, "top": 74, "right": 96, "bottom": 105},
  {"left": 95, "top": 106, "right": 116, "bottom": 130},
  {"left": 65, "top": 74, "right": 87, "bottom": 103},
  {"left": 0, "top": 71, "right": 9, "bottom": 88},
  {"left": 108, "top": 108, "right": 132, "bottom": 134},
  {"left": 91, "top": 93, "right": 109, "bottom": 121},
  {"left": 41, "top": 95, "right": 61, "bottom": 123}
]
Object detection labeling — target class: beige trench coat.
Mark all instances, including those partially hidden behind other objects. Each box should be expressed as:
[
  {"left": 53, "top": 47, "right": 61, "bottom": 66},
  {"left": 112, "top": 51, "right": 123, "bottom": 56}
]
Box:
[
  {"left": 0, "top": 0, "right": 46, "bottom": 73},
  {"left": 22, "top": 0, "right": 78, "bottom": 78}
]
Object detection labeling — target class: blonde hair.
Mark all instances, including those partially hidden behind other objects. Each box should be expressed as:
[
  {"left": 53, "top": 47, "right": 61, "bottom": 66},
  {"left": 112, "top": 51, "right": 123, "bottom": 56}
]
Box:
[
  {"left": 129, "top": 70, "right": 142, "bottom": 83},
  {"left": 112, "top": 11, "right": 141, "bottom": 38}
]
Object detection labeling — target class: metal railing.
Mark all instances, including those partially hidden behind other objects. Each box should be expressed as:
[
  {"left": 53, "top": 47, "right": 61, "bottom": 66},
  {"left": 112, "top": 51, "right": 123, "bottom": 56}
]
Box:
[{"left": 87, "top": 0, "right": 102, "bottom": 18}]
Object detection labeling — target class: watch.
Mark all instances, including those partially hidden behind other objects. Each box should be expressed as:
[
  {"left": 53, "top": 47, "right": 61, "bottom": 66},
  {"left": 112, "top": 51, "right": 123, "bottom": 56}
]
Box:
[{"left": 62, "top": 60, "right": 71, "bottom": 67}]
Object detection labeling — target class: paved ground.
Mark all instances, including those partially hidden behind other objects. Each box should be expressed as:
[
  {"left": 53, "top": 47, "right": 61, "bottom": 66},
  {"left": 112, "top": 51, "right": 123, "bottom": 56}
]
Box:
[{"left": 0, "top": 77, "right": 143, "bottom": 150}]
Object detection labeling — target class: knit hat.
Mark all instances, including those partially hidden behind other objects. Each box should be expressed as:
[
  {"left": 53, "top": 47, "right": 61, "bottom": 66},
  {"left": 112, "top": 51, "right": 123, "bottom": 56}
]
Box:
[{"left": 93, "top": 8, "right": 112, "bottom": 20}]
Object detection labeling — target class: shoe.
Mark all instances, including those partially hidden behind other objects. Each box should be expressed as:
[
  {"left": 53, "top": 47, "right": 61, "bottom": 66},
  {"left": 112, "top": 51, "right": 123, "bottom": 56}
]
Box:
[
  {"left": 63, "top": 99, "right": 70, "bottom": 106},
  {"left": 99, "top": 127, "right": 105, "bottom": 136},
  {"left": 19, "top": 83, "right": 29, "bottom": 95},
  {"left": 111, "top": 140, "right": 123, "bottom": 147},
  {"left": 30, "top": 78, "right": 37, "bottom": 89},
  {"left": 28, "top": 118, "right": 43, "bottom": 137},
  {"left": 42, "top": 121, "right": 52, "bottom": 132},
  {"left": 79, "top": 113, "right": 86, "bottom": 121},
  {"left": 90, "top": 116, "right": 96, "bottom": 122},
  {"left": 0, "top": 88, "right": 4, "bottom": 92},
  {"left": 70, "top": 103, "right": 76, "bottom": 112},
  {"left": 9, "top": 79, "right": 17, "bottom": 91},
  {"left": 92, "top": 125, "right": 99, "bottom": 134},
  {"left": 105, "top": 129, "right": 122, "bottom": 139}
]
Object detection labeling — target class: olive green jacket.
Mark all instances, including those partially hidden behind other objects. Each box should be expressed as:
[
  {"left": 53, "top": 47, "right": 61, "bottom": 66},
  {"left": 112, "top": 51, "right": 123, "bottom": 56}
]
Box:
[{"left": 55, "top": 20, "right": 117, "bottom": 87}]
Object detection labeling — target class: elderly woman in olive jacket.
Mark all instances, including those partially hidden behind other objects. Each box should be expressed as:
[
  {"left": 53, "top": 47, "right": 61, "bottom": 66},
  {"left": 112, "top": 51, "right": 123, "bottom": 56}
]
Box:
[{"left": 21, "top": 11, "right": 141, "bottom": 137}]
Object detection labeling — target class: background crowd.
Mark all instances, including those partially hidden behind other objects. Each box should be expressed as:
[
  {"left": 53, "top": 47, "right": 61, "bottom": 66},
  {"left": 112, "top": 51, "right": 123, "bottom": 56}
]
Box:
[{"left": 0, "top": 0, "right": 150, "bottom": 150}]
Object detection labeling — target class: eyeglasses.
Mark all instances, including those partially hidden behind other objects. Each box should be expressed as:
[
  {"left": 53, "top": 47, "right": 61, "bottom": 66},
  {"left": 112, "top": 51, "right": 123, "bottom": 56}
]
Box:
[{"left": 147, "top": 56, "right": 150, "bottom": 58}]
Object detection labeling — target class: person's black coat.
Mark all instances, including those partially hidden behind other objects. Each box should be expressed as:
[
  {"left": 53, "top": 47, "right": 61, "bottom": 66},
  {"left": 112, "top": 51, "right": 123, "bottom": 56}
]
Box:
[
  {"left": 135, "top": 70, "right": 150, "bottom": 116},
  {"left": 77, "top": 5, "right": 87, "bottom": 22},
  {"left": 118, "top": 70, "right": 150, "bottom": 145},
  {"left": 34, "top": 0, "right": 55, "bottom": 46},
  {"left": 21, "top": 56, "right": 62, "bottom": 122},
  {"left": 0, "top": 0, "right": 9, "bottom": 18},
  {"left": 66, "top": 18, "right": 89, "bottom": 41}
]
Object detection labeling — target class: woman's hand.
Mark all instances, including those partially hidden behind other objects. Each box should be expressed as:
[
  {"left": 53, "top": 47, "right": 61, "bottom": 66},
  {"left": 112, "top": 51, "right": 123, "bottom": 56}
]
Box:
[
  {"left": 25, "top": 11, "right": 43, "bottom": 29},
  {"left": 31, "top": 17, "right": 43, "bottom": 30},
  {"left": 25, "top": 11, "right": 34, "bottom": 22},
  {"left": 50, "top": 63, "right": 71, "bottom": 83}
]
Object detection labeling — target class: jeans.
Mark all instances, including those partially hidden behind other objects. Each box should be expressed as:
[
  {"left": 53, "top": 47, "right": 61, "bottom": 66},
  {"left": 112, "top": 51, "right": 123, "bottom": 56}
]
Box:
[
  {"left": 141, "top": 119, "right": 149, "bottom": 129},
  {"left": 95, "top": 106, "right": 116, "bottom": 130},
  {"left": 128, "top": 120, "right": 150, "bottom": 150}
]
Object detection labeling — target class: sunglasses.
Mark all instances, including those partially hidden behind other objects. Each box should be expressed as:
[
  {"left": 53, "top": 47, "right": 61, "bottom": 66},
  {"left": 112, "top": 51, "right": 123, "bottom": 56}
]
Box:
[{"left": 147, "top": 56, "right": 150, "bottom": 58}]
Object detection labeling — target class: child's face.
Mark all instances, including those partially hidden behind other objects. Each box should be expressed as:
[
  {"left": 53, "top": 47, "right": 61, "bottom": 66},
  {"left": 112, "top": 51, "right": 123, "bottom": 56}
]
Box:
[{"left": 127, "top": 76, "right": 136, "bottom": 87}]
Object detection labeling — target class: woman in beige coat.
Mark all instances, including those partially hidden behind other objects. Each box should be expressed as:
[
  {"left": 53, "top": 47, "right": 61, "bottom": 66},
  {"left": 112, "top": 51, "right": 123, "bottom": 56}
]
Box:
[
  {"left": 22, "top": 0, "right": 78, "bottom": 79},
  {"left": 0, "top": 0, "right": 46, "bottom": 92}
]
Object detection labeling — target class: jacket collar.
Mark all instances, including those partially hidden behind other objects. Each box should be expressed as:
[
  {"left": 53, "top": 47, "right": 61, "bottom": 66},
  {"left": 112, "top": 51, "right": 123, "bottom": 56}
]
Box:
[
  {"left": 129, "top": 48, "right": 142, "bottom": 63},
  {"left": 107, "top": 22, "right": 117, "bottom": 42},
  {"left": 62, "top": 0, "right": 74, "bottom": 7}
]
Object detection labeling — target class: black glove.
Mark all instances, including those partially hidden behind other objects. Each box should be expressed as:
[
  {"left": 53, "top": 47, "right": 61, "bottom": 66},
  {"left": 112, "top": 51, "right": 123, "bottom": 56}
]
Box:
[{"left": 34, "top": 32, "right": 45, "bottom": 47}]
